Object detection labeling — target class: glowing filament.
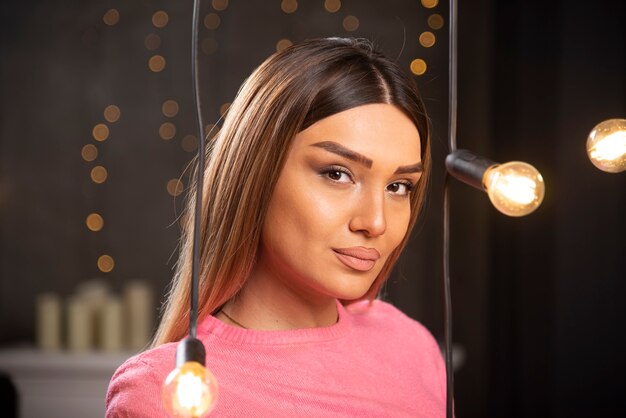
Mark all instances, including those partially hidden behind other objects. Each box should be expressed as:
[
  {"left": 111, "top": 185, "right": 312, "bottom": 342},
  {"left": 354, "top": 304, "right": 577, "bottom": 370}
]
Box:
[
  {"left": 491, "top": 174, "right": 537, "bottom": 205},
  {"left": 586, "top": 118, "right": 626, "bottom": 173},
  {"left": 176, "top": 372, "right": 205, "bottom": 411},
  {"left": 163, "top": 361, "right": 218, "bottom": 417},
  {"left": 588, "top": 131, "right": 626, "bottom": 162},
  {"left": 484, "top": 161, "right": 545, "bottom": 217}
]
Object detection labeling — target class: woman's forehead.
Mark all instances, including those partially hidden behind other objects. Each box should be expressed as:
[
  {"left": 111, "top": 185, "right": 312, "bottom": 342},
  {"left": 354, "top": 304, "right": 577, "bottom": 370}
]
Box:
[{"left": 292, "top": 104, "right": 422, "bottom": 165}]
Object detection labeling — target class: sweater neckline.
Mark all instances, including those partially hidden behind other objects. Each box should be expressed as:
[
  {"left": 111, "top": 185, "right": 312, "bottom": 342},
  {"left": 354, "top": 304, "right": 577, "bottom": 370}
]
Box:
[{"left": 197, "top": 299, "right": 352, "bottom": 345}]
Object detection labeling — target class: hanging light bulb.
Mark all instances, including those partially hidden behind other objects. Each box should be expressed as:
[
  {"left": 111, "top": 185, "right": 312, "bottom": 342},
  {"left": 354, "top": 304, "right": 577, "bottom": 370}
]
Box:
[
  {"left": 483, "top": 161, "right": 545, "bottom": 217},
  {"left": 445, "top": 149, "right": 545, "bottom": 217},
  {"left": 162, "top": 361, "right": 218, "bottom": 417},
  {"left": 162, "top": 338, "right": 218, "bottom": 417},
  {"left": 586, "top": 118, "right": 626, "bottom": 173},
  {"left": 162, "top": 0, "right": 219, "bottom": 415}
]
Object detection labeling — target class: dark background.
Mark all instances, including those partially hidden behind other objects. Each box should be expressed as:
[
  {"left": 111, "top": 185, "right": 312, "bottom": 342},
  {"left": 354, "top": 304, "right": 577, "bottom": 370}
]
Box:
[{"left": 1, "top": 1, "right": 624, "bottom": 417}]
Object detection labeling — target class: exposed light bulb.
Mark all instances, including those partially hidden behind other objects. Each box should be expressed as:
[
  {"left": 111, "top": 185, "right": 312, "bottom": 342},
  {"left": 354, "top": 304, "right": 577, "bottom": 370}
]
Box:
[
  {"left": 163, "top": 338, "right": 218, "bottom": 417},
  {"left": 483, "top": 162, "right": 545, "bottom": 217},
  {"left": 162, "top": 361, "right": 218, "bottom": 417},
  {"left": 586, "top": 118, "right": 626, "bottom": 173},
  {"left": 445, "top": 150, "right": 546, "bottom": 217}
]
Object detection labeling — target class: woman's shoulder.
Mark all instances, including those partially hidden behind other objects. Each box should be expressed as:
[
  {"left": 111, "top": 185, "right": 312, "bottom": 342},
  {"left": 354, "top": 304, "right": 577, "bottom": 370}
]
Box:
[
  {"left": 105, "top": 342, "right": 177, "bottom": 418},
  {"left": 345, "top": 299, "right": 441, "bottom": 351},
  {"left": 344, "top": 299, "right": 447, "bottom": 405}
]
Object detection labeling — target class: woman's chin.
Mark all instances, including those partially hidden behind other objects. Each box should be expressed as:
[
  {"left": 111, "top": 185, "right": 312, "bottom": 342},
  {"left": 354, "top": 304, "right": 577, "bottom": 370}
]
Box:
[{"left": 322, "top": 277, "right": 376, "bottom": 302}]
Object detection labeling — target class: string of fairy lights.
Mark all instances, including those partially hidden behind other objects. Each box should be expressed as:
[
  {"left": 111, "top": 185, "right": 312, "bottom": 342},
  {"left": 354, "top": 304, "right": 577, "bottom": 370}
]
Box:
[
  {"left": 89, "top": 0, "right": 443, "bottom": 275},
  {"left": 82, "top": 102, "right": 119, "bottom": 273},
  {"left": 412, "top": 0, "right": 444, "bottom": 76}
]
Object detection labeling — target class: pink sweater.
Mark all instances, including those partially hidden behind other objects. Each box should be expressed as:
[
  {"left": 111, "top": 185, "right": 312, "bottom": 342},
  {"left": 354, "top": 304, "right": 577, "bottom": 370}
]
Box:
[{"left": 106, "top": 300, "right": 446, "bottom": 417}]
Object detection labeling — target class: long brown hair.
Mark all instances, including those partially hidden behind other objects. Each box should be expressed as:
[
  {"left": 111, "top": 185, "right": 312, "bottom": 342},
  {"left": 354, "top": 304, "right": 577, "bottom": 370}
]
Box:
[{"left": 153, "top": 38, "right": 431, "bottom": 346}]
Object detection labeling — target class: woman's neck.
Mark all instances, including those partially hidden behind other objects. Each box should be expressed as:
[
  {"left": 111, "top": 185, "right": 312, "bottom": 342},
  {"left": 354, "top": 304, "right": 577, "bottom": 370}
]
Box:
[{"left": 217, "top": 262, "right": 339, "bottom": 330}]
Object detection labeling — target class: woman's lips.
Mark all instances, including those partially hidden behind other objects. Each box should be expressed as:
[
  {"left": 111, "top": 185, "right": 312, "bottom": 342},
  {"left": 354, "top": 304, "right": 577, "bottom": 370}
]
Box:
[{"left": 333, "top": 247, "right": 381, "bottom": 272}]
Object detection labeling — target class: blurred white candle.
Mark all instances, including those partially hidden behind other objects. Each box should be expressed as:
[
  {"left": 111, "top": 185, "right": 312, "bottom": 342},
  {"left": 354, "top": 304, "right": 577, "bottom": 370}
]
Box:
[
  {"left": 77, "top": 278, "right": 111, "bottom": 346},
  {"left": 76, "top": 279, "right": 110, "bottom": 310},
  {"left": 67, "top": 297, "right": 91, "bottom": 351},
  {"left": 36, "top": 293, "right": 62, "bottom": 351},
  {"left": 124, "top": 281, "right": 153, "bottom": 351},
  {"left": 100, "top": 296, "right": 123, "bottom": 352}
]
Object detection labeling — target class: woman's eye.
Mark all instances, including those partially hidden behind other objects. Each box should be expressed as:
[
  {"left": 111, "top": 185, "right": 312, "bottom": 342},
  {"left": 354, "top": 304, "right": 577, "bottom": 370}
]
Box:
[
  {"left": 387, "top": 182, "right": 413, "bottom": 196},
  {"left": 322, "top": 167, "right": 352, "bottom": 183},
  {"left": 327, "top": 171, "right": 342, "bottom": 180}
]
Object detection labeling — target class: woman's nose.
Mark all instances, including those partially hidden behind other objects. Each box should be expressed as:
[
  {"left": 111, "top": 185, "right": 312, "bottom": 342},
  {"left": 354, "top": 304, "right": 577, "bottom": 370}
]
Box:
[{"left": 348, "top": 189, "right": 387, "bottom": 237}]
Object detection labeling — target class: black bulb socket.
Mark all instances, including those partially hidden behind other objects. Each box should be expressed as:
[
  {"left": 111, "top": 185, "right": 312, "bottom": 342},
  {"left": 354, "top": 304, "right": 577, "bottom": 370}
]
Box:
[
  {"left": 445, "top": 149, "right": 497, "bottom": 191},
  {"left": 176, "top": 337, "right": 206, "bottom": 367}
]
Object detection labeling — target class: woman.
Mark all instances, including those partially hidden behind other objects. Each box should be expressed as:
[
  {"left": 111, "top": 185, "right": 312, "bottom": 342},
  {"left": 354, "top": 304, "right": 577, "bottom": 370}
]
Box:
[{"left": 106, "top": 37, "right": 445, "bottom": 417}]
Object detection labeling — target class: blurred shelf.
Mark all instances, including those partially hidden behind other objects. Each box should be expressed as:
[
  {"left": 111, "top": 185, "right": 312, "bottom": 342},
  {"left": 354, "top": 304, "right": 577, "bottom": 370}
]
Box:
[{"left": 0, "top": 346, "right": 133, "bottom": 418}]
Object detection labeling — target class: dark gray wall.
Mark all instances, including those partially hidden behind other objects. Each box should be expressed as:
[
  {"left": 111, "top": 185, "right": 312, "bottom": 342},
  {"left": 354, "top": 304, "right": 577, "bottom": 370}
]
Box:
[{"left": 485, "top": 0, "right": 626, "bottom": 416}]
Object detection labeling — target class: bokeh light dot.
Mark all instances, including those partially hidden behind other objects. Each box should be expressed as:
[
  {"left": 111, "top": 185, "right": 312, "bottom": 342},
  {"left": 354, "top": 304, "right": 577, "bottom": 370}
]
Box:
[
  {"left": 166, "top": 179, "right": 184, "bottom": 197},
  {"left": 91, "top": 166, "right": 108, "bottom": 184},
  {"left": 219, "top": 103, "right": 231, "bottom": 117},
  {"left": 204, "top": 13, "right": 221, "bottom": 30},
  {"left": 92, "top": 124, "right": 109, "bottom": 141},
  {"left": 421, "top": 0, "right": 439, "bottom": 8},
  {"left": 152, "top": 11, "right": 169, "bottom": 28},
  {"left": 419, "top": 31, "right": 436, "bottom": 48},
  {"left": 148, "top": 55, "right": 166, "bottom": 72},
  {"left": 144, "top": 33, "right": 161, "bottom": 50},
  {"left": 86, "top": 213, "right": 104, "bottom": 232},
  {"left": 410, "top": 59, "right": 427, "bottom": 76},
  {"left": 343, "top": 16, "right": 359, "bottom": 32},
  {"left": 81, "top": 144, "right": 98, "bottom": 162},
  {"left": 324, "top": 0, "right": 341, "bottom": 13},
  {"left": 428, "top": 14, "right": 445, "bottom": 30},
  {"left": 276, "top": 39, "right": 293, "bottom": 52},
  {"left": 97, "top": 255, "right": 115, "bottom": 273},
  {"left": 162, "top": 100, "right": 179, "bottom": 117},
  {"left": 212, "top": 0, "right": 229, "bottom": 11},
  {"left": 159, "top": 122, "right": 177, "bottom": 140},
  {"left": 104, "top": 105, "right": 120, "bottom": 123},
  {"left": 281, "top": 0, "right": 298, "bottom": 14},
  {"left": 103, "top": 9, "right": 120, "bottom": 26},
  {"left": 181, "top": 135, "right": 198, "bottom": 152}
]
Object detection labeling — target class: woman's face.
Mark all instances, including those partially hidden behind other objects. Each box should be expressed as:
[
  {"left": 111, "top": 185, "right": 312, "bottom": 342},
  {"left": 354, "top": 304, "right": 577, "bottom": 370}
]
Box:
[{"left": 256, "top": 103, "right": 423, "bottom": 303}]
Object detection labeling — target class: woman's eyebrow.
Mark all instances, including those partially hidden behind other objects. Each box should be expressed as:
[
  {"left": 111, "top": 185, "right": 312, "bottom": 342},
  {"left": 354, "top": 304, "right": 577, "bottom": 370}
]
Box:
[
  {"left": 310, "top": 141, "right": 422, "bottom": 173},
  {"left": 394, "top": 162, "right": 423, "bottom": 174},
  {"left": 310, "top": 141, "right": 373, "bottom": 168}
]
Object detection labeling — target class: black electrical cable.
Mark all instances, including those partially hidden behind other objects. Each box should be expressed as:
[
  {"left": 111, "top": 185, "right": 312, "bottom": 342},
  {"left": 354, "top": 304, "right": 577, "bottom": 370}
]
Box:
[
  {"left": 443, "top": 173, "right": 454, "bottom": 418},
  {"left": 169, "top": 0, "right": 207, "bottom": 383},
  {"left": 189, "top": 0, "right": 203, "bottom": 340},
  {"left": 444, "top": 0, "right": 458, "bottom": 417},
  {"left": 448, "top": 0, "right": 458, "bottom": 153}
]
